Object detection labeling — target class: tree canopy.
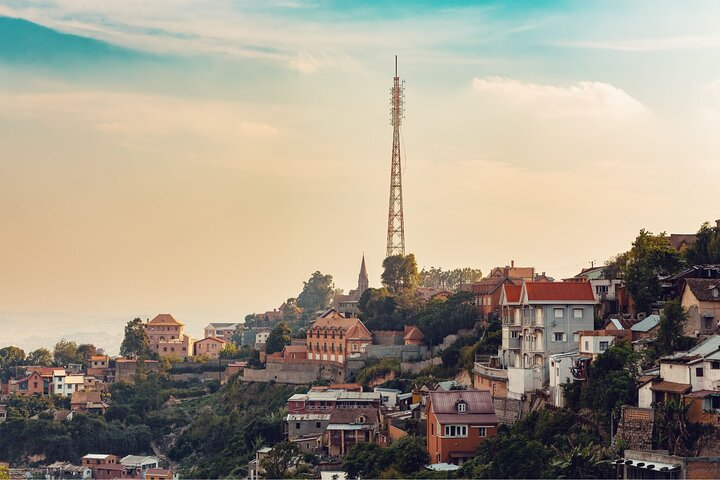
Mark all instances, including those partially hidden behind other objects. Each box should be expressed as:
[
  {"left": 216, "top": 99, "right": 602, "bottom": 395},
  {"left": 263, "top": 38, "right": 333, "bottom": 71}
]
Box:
[
  {"left": 265, "top": 322, "right": 292, "bottom": 355},
  {"left": 296, "top": 271, "right": 335, "bottom": 313},
  {"left": 120, "top": 318, "right": 154, "bottom": 359},
  {"left": 418, "top": 266, "right": 483, "bottom": 291},
  {"left": 26, "top": 348, "right": 53, "bottom": 366},
  {"left": 684, "top": 221, "right": 720, "bottom": 265},
  {"left": 381, "top": 254, "right": 419, "bottom": 293}
]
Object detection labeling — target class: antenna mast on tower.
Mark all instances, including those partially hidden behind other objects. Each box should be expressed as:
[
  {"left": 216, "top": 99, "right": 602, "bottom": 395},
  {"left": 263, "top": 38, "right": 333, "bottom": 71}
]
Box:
[{"left": 386, "top": 55, "right": 406, "bottom": 258}]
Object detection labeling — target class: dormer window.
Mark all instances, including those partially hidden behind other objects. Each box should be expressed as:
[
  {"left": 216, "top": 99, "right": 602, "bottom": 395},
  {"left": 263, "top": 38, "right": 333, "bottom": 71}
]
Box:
[
  {"left": 457, "top": 401, "right": 467, "bottom": 413},
  {"left": 357, "top": 415, "right": 366, "bottom": 424}
]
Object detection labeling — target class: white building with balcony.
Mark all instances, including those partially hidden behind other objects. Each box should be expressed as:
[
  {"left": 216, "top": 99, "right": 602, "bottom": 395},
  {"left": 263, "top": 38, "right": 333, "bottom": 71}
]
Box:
[{"left": 498, "top": 281, "right": 597, "bottom": 399}]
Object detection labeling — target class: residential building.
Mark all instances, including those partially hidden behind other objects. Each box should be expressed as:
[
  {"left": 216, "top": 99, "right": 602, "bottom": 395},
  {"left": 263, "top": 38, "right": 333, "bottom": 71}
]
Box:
[
  {"left": 81, "top": 454, "right": 122, "bottom": 480},
  {"left": 426, "top": 389, "right": 499, "bottom": 465},
  {"left": 53, "top": 370, "right": 86, "bottom": 397},
  {"left": 119, "top": 455, "right": 160, "bottom": 477},
  {"left": 565, "top": 266, "right": 625, "bottom": 316},
  {"left": 193, "top": 337, "right": 228, "bottom": 359},
  {"left": 145, "top": 314, "right": 194, "bottom": 360},
  {"left": 498, "top": 281, "right": 596, "bottom": 398},
  {"left": 681, "top": 278, "right": 720, "bottom": 337},
  {"left": 71, "top": 391, "right": 108, "bottom": 414},
  {"left": 146, "top": 469, "right": 177, "bottom": 480},
  {"left": 287, "top": 390, "right": 382, "bottom": 413},
  {"left": 306, "top": 311, "right": 372, "bottom": 365},
  {"left": 548, "top": 350, "right": 582, "bottom": 407},
  {"left": 577, "top": 329, "right": 632, "bottom": 360},
  {"left": 473, "top": 358, "right": 508, "bottom": 398},
  {"left": 9, "top": 371, "right": 46, "bottom": 396},
  {"left": 403, "top": 326, "right": 425, "bottom": 346},
  {"left": 286, "top": 412, "right": 331, "bottom": 441},
  {"left": 87, "top": 355, "right": 110, "bottom": 381},
  {"left": 630, "top": 315, "right": 662, "bottom": 350},
  {"left": 255, "top": 327, "right": 271, "bottom": 347},
  {"left": 332, "top": 255, "right": 370, "bottom": 318},
  {"left": 325, "top": 406, "right": 381, "bottom": 456},
  {"left": 0, "top": 404, "right": 6, "bottom": 423},
  {"left": 471, "top": 276, "right": 519, "bottom": 319},
  {"left": 115, "top": 359, "right": 161, "bottom": 383},
  {"left": 203, "top": 323, "right": 242, "bottom": 341},
  {"left": 638, "top": 336, "right": 720, "bottom": 424},
  {"left": 619, "top": 449, "right": 720, "bottom": 479}
]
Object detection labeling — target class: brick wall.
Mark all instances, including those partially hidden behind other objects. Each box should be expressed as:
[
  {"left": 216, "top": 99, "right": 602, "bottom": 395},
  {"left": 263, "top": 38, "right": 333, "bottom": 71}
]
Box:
[{"left": 615, "top": 406, "right": 655, "bottom": 451}]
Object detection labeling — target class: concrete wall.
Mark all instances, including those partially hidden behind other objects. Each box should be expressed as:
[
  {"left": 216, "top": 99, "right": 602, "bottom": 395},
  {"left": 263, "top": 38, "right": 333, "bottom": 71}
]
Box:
[
  {"left": 401, "top": 357, "right": 442, "bottom": 375},
  {"left": 242, "top": 361, "right": 345, "bottom": 385},
  {"left": 366, "top": 344, "right": 430, "bottom": 362}
]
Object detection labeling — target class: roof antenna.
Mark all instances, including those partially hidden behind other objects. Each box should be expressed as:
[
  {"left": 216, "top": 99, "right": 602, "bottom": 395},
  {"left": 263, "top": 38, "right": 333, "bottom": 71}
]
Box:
[{"left": 395, "top": 55, "right": 398, "bottom": 77}]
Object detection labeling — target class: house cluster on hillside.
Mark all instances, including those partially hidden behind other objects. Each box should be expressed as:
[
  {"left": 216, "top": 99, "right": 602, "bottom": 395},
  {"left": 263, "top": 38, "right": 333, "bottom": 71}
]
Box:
[{"left": 42, "top": 453, "right": 175, "bottom": 480}]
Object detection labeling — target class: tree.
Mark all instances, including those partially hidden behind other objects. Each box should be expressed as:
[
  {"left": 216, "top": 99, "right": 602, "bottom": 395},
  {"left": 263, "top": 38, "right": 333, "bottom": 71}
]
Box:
[
  {"left": 621, "top": 230, "right": 683, "bottom": 313},
  {"left": 297, "top": 271, "right": 335, "bottom": 313},
  {"left": 259, "top": 441, "right": 300, "bottom": 479},
  {"left": 549, "top": 443, "right": 611, "bottom": 479},
  {"left": 53, "top": 340, "right": 84, "bottom": 366},
  {"left": 655, "top": 300, "right": 691, "bottom": 357},
  {"left": 26, "top": 348, "right": 53, "bottom": 366},
  {"left": 265, "top": 322, "right": 292, "bottom": 355},
  {"left": 388, "top": 436, "right": 429, "bottom": 474},
  {"left": 0, "top": 464, "right": 9, "bottom": 480},
  {"left": 381, "top": 254, "right": 419, "bottom": 293},
  {"left": 280, "top": 297, "right": 300, "bottom": 323},
  {"left": 0, "top": 346, "right": 26, "bottom": 382},
  {"left": 684, "top": 222, "right": 720, "bottom": 265},
  {"left": 459, "top": 432, "right": 551, "bottom": 479},
  {"left": 120, "top": 318, "right": 153, "bottom": 359},
  {"left": 77, "top": 344, "right": 98, "bottom": 362},
  {"left": 419, "top": 267, "right": 483, "bottom": 291}
]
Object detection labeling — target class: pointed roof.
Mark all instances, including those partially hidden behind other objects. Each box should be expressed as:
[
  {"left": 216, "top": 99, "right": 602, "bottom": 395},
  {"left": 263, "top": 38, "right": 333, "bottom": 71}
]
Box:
[
  {"left": 500, "top": 284, "right": 522, "bottom": 305},
  {"left": 148, "top": 314, "right": 184, "bottom": 326},
  {"left": 521, "top": 281, "right": 596, "bottom": 303},
  {"left": 359, "top": 255, "right": 368, "bottom": 281},
  {"left": 404, "top": 326, "right": 425, "bottom": 341}
]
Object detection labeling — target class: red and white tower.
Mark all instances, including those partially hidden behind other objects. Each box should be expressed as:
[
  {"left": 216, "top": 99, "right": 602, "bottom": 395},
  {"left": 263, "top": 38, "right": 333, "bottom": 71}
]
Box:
[{"left": 386, "top": 55, "right": 406, "bottom": 258}]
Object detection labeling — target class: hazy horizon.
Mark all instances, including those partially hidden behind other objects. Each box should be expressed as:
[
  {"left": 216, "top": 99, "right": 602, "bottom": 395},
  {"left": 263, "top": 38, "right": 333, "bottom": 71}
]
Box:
[{"left": 2, "top": 1, "right": 720, "bottom": 354}]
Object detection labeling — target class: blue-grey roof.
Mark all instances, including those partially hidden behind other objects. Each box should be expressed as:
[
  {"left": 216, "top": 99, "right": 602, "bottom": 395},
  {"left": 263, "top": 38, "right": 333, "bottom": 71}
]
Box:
[
  {"left": 609, "top": 318, "right": 624, "bottom": 330},
  {"left": 631, "top": 315, "right": 661, "bottom": 332},
  {"left": 664, "top": 335, "right": 720, "bottom": 361}
]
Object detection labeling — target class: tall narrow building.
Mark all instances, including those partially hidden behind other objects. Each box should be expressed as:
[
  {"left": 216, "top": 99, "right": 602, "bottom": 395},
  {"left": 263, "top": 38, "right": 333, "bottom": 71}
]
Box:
[
  {"left": 358, "top": 254, "right": 369, "bottom": 294},
  {"left": 386, "top": 55, "right": 406, "bottom": 259},
  {"left": 332, "top": 255, "right": 370, "bottom": 317}
]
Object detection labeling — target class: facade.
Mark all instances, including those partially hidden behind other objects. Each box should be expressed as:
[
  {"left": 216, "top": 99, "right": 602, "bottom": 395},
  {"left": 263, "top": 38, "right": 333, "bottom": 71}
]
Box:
[
  {"left": 548, "top": 350, "right": 582, "bottom": 407},
  {"left": 114, "top": 359, "right": 161, "bottom": 383},
  {"left": 471, "top": 276, "right": 519, "bottom": 319},
  {"left": 287, "top": 390, "right": 382, "bottom": 414},
  {"left": 620, "top": 449, "right": 720, "bottom": 480},
  {"left": 9, "top": 371, "right": 46, "bottom": 396},
  {"left": 426, "top": 389, "right": 499, "bottom": 465},
  {"left": 87, "top": 355, "right": 110, "bottom": 380},
  {"left": 145, "top": 314, "right": 194, "bottom": 360},
  {"left": 326, "top": 407, "right": 381, "bottom": 456},
  {"left": 306, "top": 312, "right": 372, "bottom": 365},
  {"left": 499, "top": 281, "right": 596, "bottom": 398},
  {"left": 193, "top": 337, "right": 228, "bottom": 359},
  {"left": 71, "top": 391, "right": 108, "bottom": 414},
  {"left": 203, "top": 323, "right": 242, "bottom": 341},
  {"left": 119, "top": 456, "right": 160, "bottom": 477},
  {"left": 53, "top": 370, "right": 86, "bottom": 397},
  {"left": 565, "top": 266, "right": 625, "bottom": 316},
  {"left": 578, "top": 329, "right": 632, "bottom": 360},
  {"left": 681, "top": 278, "right": 720, "bottom": 337},
  {"left": 255, "top": 328, "right": 271, "bottom": 347}
]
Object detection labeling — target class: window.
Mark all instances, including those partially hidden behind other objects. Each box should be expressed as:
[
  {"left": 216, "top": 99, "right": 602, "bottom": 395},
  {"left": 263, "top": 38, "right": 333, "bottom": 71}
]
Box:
[
  {"left": 443, "top": 425, "right": 468, "bottom": 437},
  {"left": 457, "top": 402, "right": 466, "bottom": 413},
  {"left": 511, "top": 331, "right": 519, "bottom": 338},
  {"left": 596, "top": 285, "right": 609, "bottom": 294},
  {"left": 352, "top": 344, "right": 358, "bottom": 351},
  {"left": 573, "top": 333, "right": 579, "bottom": 342},
  {"left": 711, "top": 361, "right": 720, "bottom": 370},
  {"left": 554, "top": 332, "right": 565, "bottom": 342},
  {"left": 554, "top": 308, "right": 564, "bottom": 319},
  {"left": 584, "top": 341, "right": 589, "bottom": 351},
  {"left": 573, "top": 308, "right": 583, "bottom": 319},
  {"left": 696, "top": 367, "right": 704, "bottom": 377},
  {"left": 478, "top": 427, "right": 487, "bottom": 437},
  {"left": 316, "top": 422, "right": 321, "bottom": 428},
  {"left": 599, "top": 341, "right": 609, "bottom": 352},
  {"left": 431, "top": 423, "right": 434, "bottom": 435},
  {"left": 295, "top": 422, "right": 300, "bottom": 429}
]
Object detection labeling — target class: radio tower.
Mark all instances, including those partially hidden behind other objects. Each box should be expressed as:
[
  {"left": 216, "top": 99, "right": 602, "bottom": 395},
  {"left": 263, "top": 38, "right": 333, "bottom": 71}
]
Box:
[{"left": 386, "top": 55, "right": 406, "bottom": 258}]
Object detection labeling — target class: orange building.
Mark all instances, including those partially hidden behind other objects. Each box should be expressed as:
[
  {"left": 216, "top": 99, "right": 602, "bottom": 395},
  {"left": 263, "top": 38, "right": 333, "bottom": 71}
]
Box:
[
  {"left": 9, "top": 371, "right": 46, "bottom": 396},
  {"left": 193, "top": 337, "right": 228, "bottom": 359},
  {"left": 306, "top": 310, "right": 372, "bottom": 365},
  {"left": 426, "top": 389, "right": 499, "bottom": 465},
  {"left": 145, "top": 314, "right": 194, "bottom": 360}
]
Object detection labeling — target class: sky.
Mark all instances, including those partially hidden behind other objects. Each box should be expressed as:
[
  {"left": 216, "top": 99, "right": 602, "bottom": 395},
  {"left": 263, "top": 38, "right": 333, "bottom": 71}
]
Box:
[{"left": 2, "top": 1, "right": 720, "bottom": 354}]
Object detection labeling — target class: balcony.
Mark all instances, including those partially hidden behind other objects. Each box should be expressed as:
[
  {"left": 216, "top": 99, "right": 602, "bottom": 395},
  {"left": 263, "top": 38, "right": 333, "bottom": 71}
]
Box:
[{"left": 474, "top": 362, "right": 508, "bottom": 381}]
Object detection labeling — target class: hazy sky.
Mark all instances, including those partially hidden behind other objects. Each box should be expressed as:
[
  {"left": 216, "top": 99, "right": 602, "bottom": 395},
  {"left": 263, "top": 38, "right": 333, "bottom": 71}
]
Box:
[{"left": 2, "top": 1, "right": 720, "bottom": 353}]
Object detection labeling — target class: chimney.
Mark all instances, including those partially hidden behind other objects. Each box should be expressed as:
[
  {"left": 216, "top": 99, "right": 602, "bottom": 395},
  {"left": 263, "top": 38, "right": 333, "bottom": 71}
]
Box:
[{"left": 511, "top": 260, "right": 515, "bottom": 268}]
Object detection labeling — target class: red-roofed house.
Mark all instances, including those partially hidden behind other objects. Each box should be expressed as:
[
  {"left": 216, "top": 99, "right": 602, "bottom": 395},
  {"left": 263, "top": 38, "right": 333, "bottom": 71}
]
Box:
[
  {"left": 9, "top": 371, "right": 45, "bottom": 396},
  {"left": 498, "top": 281, "right": 597, "bottom": 399},
  {"left": 426, "top": 389, "right": 499, "bottom": 465},
  {"left": 145, "top": 314, "right": 194, "bottom": 360},
  {"left": 306, "top": 311, "right": 372, "bottom": 365},
  {"left": 403, "top": 326, "right": 425, "bottom": 346}
]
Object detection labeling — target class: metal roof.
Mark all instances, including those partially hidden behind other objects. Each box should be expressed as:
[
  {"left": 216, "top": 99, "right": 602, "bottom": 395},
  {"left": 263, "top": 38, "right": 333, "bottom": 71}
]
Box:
[{"left": 631, "top": 315, "right": 661, "bottom": 332}]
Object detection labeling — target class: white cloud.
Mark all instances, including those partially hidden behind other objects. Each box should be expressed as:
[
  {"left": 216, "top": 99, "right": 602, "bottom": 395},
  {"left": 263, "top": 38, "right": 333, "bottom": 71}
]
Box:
[
  {"left": 472, "top": 76, "right": 644, "bottom": 117},
  {"left": 559, "top": 34, "right": 720, "bottom": 52},
  {"left": 289, "top": 52, "right": 319, "bottom": 74}
]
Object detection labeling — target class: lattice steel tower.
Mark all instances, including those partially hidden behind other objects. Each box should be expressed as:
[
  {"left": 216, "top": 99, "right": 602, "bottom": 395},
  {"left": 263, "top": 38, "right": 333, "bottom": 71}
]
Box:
[{"left": 386, "top": 55, "right": 406, "bottom": 258}]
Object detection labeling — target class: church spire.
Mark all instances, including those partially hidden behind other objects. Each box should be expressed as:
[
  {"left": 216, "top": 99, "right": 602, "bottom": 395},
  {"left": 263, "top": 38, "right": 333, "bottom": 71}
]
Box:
[{"left": 357, "top": 254, "right": 369, "bottom": 295}]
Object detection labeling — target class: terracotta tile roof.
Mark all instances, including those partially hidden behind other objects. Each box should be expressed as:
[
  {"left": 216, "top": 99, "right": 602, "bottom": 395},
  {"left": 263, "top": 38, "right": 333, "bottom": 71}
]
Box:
[
  {"left": 197, "top": 337, "right": 228, "bottom": 344},
  {"left": 684, "top": 278, "right": 720, "bottom": 302},
  {"left": 471, "top": 276, "right": 513, "bottom": 295},
  {"left": 283, "top": 345, "right": 307, "bottom": 354},
  {"left": 503, "top": 285, "right": 522, "bottom": 303},
  {"left": 404, "top": 327, "right": 425, "bottom": 341},
  {"left": 71, "top": 391, "right": 103, "bottom": 404},
  {"left": 650, "top": 381, "right": 692, "bottom": 394},
  {"left": 525, "top": 282, "right": 595, "bottom": 302},
  {"left": 148, "top": 314, "right": 184, "bottom": 326},
  {"left": 428, "top": 389, "right": 499, "bottom": 424}
]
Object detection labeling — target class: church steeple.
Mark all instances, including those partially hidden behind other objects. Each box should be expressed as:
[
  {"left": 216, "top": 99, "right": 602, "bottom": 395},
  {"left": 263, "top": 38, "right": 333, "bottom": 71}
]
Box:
[{"left": 357, "top": 254, "right": 369, "bottom": 295}]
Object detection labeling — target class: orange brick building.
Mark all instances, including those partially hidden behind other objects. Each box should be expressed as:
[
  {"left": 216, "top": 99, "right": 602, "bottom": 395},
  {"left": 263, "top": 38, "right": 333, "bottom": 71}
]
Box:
[
  {"left": 426, "top": 389, "right": 499, "bottom": 465},
  {"left": 145, "top": 314, "right": 194, "bottom": 360},
  {"left": 306, "top": 310, "right": 372, "bottom": 365}
]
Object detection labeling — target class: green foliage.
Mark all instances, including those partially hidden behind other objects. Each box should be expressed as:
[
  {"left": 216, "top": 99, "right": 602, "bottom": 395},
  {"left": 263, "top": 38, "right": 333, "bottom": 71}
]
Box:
[
  {"left": 684, "top": 221, "right": 720, "bottom": 265},
  {"left": 563, "top": 342, "right": 638, "bottom": 430},
  {"left": 297, "top": 271, "right": 335, "bottom": 313},
  {"left": 0, "top": 464, "right": 9, "bottom": 480},
  {"left": 549, "top": 443, "right": 612, "bottom": 479},
  {"left": 418, "top": 267, "right": 483, "bottom": 291},
  {"left": 259, "top": 441, "right": 300, "bottom": 479},
  {"left": 620, "top": 229, "right": 683, "bottom": 313},
  {"left": 120, "top": 317, "right": 154, "bottom": 359},
  {"left": 342, "top": 436, "right": 428, "bottom": 478},
  {"left": 0, "top": 346, "right": 26, "bottom": 382},
  {"left": 265, "top": 322, "right": 292, "bottom": 355},
  {"left": 381, "top": 254, "right": 419, "bottom": 293},
  {"left": 53, "top": 339, "right": 84, "bottom": 367},
  {"left": 655, "top": 300, "right": 694, "bottom": 357},
  {"left": 5, "top": 395, "right": 69, "bottom": 419},
  {"left": 415, "top": 291, "right": 479, "bottom": 345},
  {"left": 459, "top": 432, "right": 551, "bottom": 478},
  {"left": 355, "top": 358, "right": 401, "bottom": 386},
  {"left": 26, "top": 348, "right": 53, "bottom": 366}
]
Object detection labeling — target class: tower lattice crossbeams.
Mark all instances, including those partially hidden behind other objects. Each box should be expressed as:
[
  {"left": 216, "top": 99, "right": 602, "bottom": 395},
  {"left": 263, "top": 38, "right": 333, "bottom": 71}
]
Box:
[{"left": 386, "top": 56, "right": 405, "bottom": 259}]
